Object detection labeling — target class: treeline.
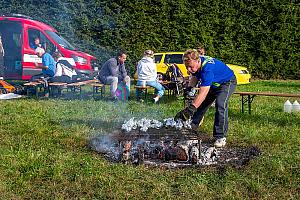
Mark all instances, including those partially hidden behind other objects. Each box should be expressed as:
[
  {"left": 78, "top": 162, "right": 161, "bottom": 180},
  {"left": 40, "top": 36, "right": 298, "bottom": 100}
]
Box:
[{"left": 1, "top": 0, "right": 299, "bottom": 79}]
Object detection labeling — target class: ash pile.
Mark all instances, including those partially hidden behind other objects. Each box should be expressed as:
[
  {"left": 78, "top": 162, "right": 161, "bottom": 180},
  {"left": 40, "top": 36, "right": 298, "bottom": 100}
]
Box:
[{"left": 89, "top": 118, "right": 260, "bottom": 169}]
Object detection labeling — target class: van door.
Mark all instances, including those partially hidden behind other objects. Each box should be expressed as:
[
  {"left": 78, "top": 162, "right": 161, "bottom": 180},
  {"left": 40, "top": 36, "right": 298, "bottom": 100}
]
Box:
[
  {"left": 0, "top": 20, "right": 23, "bottom": 80},
  {"left": 22, "top": 27, "right": 57, "bottom": 79}
]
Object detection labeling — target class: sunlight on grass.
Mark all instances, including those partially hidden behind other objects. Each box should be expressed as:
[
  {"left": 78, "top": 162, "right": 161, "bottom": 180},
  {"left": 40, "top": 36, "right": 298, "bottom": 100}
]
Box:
[{"left": 0, "top": 80, "right": 299, "bottom": 199}]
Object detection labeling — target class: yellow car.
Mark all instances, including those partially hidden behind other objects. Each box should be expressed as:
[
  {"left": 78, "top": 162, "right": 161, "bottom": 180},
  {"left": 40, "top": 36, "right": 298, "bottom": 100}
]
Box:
[
  {"left": 134, "top": 52, "right": 251, "bottom": 85},
  {"left": 226, "top": 64, "right": 251, "bottom": 85},
  {"left": 134, "top": 52, "right": 188, "bottom": 80},
  {"left": 153, "top": 52, "right": 189, "bottom": 79}
]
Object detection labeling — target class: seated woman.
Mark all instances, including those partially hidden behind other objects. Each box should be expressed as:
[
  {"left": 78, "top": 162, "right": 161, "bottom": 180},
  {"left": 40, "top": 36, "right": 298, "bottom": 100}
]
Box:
[{"left": 136, "top": 50, "right": 165, "bottom": 103}]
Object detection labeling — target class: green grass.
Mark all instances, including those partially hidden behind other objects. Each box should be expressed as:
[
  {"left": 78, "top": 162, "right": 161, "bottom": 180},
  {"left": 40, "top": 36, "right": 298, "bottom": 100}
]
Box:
[{"left": 0, "top": 80, "right": 299, "bottom": 199}]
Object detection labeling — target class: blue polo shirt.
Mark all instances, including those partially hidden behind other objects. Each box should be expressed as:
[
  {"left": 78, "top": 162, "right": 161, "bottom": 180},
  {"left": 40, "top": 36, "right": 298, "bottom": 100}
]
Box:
[
  {"left": 193, "top": 56, "right": 234, "bottom": 88},
  {"left": 42, "top": 53, "right": 56, "bottom": 77}
]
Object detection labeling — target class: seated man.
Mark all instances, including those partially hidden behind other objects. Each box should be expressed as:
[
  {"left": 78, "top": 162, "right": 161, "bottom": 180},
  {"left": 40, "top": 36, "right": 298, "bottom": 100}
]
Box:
[
  {"left": 29, "top": 47, "right": 56, "bottom": 97},
  {"left": 136, "top": 50, "right": 164, "bottom": 103},
  {"left": 30, "top": 47, "right": 56, "bottom": 81},
  {"left": 97, "top": 51, "right": 130, "bottom": 100}
]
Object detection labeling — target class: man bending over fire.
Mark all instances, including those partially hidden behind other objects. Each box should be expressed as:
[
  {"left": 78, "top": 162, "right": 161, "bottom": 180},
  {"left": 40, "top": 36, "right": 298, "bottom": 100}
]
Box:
[{"left": 175, "top": 49, "right": 236, "bottom": 148}]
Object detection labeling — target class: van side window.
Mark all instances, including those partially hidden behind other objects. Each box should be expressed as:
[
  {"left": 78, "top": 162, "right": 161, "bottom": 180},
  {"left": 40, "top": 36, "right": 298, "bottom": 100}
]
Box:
[{"left": 28, "top": 29, "right": 56, "bottom": 54}]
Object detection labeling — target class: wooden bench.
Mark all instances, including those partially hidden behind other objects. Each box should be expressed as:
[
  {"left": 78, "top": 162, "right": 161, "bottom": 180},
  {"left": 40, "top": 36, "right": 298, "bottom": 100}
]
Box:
[
  {"left": 67, "top": 79, "right": 99, "bottom": 98},
  {"left": 134, "top": 85, "right": 151, "bottom": 101},
  {"left": 90, "top": 83, "right": 104, "bottom": 99},
  {"left": 48, "top": 82, "right": 68, "bottom": 97},
  {"left": 24, "top": 81, "right": 45, "bottom": 97},
  {"left": 234, "top": 91, "right": 300, "bottom": 114}
]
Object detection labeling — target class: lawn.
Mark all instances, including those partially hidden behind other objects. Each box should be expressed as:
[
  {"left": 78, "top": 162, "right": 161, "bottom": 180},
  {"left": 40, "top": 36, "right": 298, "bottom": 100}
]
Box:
[{"left": 0, "top": 80, "right": 299, "bottom": 199}]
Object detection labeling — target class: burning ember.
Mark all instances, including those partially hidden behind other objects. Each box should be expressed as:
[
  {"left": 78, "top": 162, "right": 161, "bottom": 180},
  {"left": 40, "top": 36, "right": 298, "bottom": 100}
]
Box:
[{"left": 89, "top": 118, "right": 260, "bottom": 169}]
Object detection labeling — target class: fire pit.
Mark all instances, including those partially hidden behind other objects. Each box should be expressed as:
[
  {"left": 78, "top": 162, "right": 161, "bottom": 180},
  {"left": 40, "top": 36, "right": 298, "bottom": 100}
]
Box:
[{"left": 89, "top": 118, "right": 260, "bottom": 169}]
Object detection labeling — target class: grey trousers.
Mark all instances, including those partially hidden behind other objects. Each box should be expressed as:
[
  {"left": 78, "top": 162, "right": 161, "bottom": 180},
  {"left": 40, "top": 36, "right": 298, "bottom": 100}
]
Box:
[
  {"left": 192, "top": 76, "right": 237, "bottom": 138},
  {"left": 105, "top": 76, "right": 131, "bottom": 98}
]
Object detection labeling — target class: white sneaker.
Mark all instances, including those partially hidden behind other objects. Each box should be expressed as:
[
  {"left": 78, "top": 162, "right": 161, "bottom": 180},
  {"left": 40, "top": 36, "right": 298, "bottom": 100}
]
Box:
[
  {"left": 0, "top": 77, "right": 3, "bottom": 80},
  {"left": 153, "top": 96, "right": 159, "bottom": 103},
  {"left": 214, "top": 137, "right": 226, "bottom": 148}
]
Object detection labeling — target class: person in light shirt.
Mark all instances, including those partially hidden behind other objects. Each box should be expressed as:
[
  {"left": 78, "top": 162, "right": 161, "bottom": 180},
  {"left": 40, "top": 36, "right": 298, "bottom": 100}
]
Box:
[{"left": 136, "top": 50, "right": 165, "bottom": 103}]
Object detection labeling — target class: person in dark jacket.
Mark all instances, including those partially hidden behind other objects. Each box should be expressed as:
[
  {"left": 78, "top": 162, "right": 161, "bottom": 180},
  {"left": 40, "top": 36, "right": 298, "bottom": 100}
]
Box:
[{"left": 98, "top": 51, "right": 130, "bottom": 99}]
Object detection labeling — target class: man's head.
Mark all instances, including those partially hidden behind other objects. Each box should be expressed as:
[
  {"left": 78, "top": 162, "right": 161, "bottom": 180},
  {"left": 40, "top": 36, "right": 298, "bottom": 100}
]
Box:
[
  {"left": 182, "top": 49, "right": 201, "bottom": 74},
  {"left": 196, "top": 45, "right": 205, "bottom": 56},
  {"left": 52, "top": 52, "right": 62, "bottom": 61},
  {"left": 117, "top": 51, "right": 127, "bottom": 65},
  {"left": 35, "top": 47, "right": 45, "bottom": 57}
]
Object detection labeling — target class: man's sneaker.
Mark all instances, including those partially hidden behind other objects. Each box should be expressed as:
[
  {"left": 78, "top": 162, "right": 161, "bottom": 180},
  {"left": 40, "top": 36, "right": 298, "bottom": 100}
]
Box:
[
  {"left": 214, "top": 137, "right": 226, "bottom": 148},
  {"left": 153, "top": 96, "right": 159, "bottom": 103}
]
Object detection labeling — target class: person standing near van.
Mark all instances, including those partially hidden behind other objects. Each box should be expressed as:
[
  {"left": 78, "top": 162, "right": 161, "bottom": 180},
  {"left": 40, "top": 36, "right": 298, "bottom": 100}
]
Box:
[
  {"left": 196, "top": 44, "right": 205, "bottom": 56},
  {"left": 175, "top": 49, "right": 236, "bottom": 148},
  {"left": 98, "top": 51, "right": 130, "bottom": 100},
  {"left": 0, "top": 34, "right": 4, "bottom": 79},
  {"left": 136, "top": 50, "right": 165, "bottom": 103}
]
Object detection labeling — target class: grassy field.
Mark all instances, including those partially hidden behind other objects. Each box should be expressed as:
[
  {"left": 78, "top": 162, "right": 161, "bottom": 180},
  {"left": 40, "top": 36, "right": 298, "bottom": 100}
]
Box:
[{"left": 0, "top": 80, "right": 299, "bottom": 199}]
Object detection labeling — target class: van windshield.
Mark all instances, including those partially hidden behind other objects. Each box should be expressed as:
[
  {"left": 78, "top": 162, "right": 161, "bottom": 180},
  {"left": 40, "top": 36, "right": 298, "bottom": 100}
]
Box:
[{"left": 45, "top": 30, "right": 76, "bottom": 50}]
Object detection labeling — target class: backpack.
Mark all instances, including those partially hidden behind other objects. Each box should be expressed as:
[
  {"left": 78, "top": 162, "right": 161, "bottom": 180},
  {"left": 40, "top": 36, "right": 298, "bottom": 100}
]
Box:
[
  {"left": 115, "top": 82, "right": 129, "bottom": 102},
  {"left": 163, "top": 64, "right": 186, "bottom": 95},
  {"left": 55, "top": 60, "right": 77, "bottom": 78}
]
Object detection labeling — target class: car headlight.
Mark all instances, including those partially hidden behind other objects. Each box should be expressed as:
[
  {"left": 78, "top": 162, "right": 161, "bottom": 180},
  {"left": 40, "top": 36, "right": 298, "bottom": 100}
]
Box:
[
  {"left": 71, "top": 55, "right": 87, "bottom": 65},
  {"left": 239, "top": 69, "right": 249, "bottom": 74}
]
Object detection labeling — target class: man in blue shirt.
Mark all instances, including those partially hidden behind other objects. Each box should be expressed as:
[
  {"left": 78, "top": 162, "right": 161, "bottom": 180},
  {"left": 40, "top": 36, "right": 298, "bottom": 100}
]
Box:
[
  {"left": 32, "top": 47, "right": 56, "bottom": 78},
  {"left": 175, "top": 49, "right": 237, "bottom": 147}
]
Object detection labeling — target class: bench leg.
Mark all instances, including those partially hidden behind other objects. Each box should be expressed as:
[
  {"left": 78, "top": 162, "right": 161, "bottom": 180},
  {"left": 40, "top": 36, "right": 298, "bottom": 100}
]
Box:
[
  {"left": 144, "top": 89, "right": 148, "bottom": 101},
  {"left": 241, "top": 94, "right": 256, "bottom": 114},
  {"left": 248, "top": 95, "right": 251, "bottom": 114}
]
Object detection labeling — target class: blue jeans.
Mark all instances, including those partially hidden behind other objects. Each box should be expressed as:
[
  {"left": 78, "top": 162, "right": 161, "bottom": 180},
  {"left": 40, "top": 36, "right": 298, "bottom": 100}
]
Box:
[
  {"left": 136, "top": 80, "right": 165, "bottom": 99},
  {"left": 192, "top": 76, "right": 237, "bottom": 139}
]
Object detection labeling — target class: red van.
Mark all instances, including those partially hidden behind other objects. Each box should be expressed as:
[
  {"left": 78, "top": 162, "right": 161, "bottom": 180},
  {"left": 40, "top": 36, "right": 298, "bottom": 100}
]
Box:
[{"left": 0, "top": 14, "right": 98, "bottom": 80}]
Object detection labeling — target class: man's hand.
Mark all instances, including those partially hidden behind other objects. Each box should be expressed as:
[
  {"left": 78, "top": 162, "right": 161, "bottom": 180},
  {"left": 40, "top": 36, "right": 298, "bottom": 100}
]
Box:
[
  {"left": 174, "top": 104, "right": 197, "bottom": 121},
  {"left": 34, "top": 62, "right": 39, "bottom": 67}
]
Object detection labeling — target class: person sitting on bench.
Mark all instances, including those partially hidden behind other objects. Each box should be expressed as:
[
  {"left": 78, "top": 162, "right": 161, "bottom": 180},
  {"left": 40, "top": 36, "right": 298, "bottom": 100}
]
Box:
[
  {"left": 51, "top": 52, "right": 93, "bottom": 83},
  {"left": 30, "top": 47, "right": 56, "bottom": 82},
  {"left": 136, "top": 50, "right": 165, "bottom": 103},
  {"left": 97, "top": 51, "right": 130, "bottom": 100}
]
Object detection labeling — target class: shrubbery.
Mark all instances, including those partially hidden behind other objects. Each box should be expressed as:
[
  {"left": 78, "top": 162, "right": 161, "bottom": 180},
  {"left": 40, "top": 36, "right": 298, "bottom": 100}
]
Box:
[{"left": 1, "top": 0, "right": 298, "bottom": 79}]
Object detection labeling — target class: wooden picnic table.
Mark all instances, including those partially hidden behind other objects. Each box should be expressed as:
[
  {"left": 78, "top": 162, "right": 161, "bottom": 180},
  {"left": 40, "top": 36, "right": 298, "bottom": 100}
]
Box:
[{"left": 234, "top": 91, "right": 300, "bottom": 114}]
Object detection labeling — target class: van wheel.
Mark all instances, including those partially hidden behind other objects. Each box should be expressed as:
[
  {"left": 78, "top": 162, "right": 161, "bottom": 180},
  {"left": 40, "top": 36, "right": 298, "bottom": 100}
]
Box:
[
  {"left": 14, "top": 84, "right": 26, "bottom": 95},
  {"left": 0, "top": 87, "right": 7, "bottom": 94}
]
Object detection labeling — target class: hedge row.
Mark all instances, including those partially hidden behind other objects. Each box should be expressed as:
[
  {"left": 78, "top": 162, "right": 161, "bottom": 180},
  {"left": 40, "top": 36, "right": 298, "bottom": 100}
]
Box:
[{"left": 1, "top": 0, "right": 299, "bottom": 79}]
